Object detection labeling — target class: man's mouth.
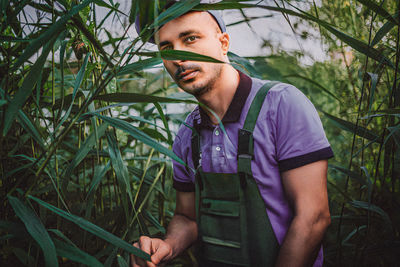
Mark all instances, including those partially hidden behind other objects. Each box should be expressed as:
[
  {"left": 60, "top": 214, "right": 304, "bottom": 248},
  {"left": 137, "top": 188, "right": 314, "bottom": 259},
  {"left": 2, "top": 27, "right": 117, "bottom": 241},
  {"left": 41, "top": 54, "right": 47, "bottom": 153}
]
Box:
[{"left": 178, "top": 69, "right": 199, "bottom": 81}]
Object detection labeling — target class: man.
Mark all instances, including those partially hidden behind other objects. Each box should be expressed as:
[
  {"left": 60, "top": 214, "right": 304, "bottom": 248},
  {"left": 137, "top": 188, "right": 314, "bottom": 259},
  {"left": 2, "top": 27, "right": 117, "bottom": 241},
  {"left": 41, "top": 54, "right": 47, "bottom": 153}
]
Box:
[{"left": 131, "top": 2, "right": 333, "bottom": 267}]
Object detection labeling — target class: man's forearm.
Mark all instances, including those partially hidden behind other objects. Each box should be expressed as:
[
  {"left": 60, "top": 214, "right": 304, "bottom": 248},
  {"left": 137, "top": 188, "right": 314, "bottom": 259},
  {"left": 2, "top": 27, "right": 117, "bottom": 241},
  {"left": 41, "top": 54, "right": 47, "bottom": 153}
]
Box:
[
  {"left": 164, "top": 214, "right": 198, "bottom": 259},
  {"left": 275, "top": 215, "right": 330, "bottom": 267}
]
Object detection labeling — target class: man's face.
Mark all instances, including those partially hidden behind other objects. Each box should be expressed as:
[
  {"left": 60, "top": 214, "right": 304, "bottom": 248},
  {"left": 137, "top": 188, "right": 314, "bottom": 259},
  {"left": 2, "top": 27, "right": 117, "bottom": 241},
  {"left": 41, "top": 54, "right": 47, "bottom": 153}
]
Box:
[{"left": 156, "top": 11, "right": 228, "bottom": 97}]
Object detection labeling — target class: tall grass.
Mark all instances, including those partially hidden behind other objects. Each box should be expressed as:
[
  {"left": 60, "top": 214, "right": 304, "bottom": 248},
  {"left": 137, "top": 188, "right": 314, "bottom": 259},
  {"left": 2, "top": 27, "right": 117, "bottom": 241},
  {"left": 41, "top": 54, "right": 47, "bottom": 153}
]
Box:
[{"left": 0, "top": 0, "right": 398, "bottom": 266}]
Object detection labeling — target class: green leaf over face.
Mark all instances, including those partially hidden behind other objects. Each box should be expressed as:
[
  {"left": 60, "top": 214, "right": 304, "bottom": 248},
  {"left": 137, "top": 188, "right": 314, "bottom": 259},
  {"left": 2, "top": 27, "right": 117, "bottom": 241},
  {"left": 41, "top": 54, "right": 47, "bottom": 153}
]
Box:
[{"left": 160, "top": 50, "right": 225, "bottom": 63}]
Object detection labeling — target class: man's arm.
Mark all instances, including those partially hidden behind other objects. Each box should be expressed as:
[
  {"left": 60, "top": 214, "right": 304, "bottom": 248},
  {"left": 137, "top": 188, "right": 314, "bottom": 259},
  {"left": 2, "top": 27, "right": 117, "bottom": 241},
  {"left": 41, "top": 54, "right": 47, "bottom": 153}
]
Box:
[
  {"left": 275, "top": 160, "right": 331, "bottom": 267},
  {"left": 131, "top": 191, "right": 197, "bottom": 267}
]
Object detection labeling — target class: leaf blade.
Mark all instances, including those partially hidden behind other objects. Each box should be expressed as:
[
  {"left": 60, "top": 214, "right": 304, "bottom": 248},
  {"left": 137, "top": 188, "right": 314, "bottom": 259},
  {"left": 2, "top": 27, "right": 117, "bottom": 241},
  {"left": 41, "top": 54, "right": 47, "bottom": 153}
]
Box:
[
  {"left": 12, "top": 0, "right": 93, "bottom": 71},
  {"left": 3, "top": 36, "right": 57, "bottom": 135},
  {"left": 91, "top": 114, "right": 186, "bottom": 166},
  {"left": 8, "top": 196, "right": 59, "bottom": 267},
  {"left": 28, "top": 195, "right": 151, "bottom": 262},
  {"left": 53, "top": 238, "right": 103, "bottom": 267}
]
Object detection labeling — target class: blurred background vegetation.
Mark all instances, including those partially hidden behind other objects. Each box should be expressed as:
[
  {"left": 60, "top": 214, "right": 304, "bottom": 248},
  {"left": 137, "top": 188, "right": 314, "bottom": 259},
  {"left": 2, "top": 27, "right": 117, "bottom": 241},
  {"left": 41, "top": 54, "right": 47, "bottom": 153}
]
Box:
[{"left": 0, "top": 0, "right": 399, "bottom": 266}]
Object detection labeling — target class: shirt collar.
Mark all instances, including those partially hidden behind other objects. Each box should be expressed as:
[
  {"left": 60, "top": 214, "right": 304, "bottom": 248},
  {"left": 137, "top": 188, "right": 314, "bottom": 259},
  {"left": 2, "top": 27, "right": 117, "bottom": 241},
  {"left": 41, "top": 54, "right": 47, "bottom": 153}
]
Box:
[{"left": 197, "top": 71, "right": 252, "bottom": 128}]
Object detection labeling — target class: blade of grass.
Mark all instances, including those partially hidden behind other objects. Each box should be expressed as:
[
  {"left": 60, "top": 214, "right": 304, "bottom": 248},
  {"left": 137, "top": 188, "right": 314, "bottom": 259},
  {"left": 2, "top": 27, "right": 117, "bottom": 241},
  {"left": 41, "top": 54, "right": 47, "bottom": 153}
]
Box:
[
  {"left": 385, "top": 125, "right": 400, "bottom": 147},
  {"left": 228, "top": 51, "right": 262, "bottom": 78},
  {"left": 84, "top": 162, "right": 111, "bottom": 219},
  {"left": 28, "top": 195, "right": 151, "bottom": 261},
  {"left": 63, "top": 122, "right": 107, "bottom": 181},
  {"left": 284, "top": 74, "right": 341, "bottom": 102},
  {"left": 12, "top": 247, "right": 35, "bottom": 266},
  {"left": 360, "top": 166, "right": 372, "bottom": 203},
  {"left": 342, "top": 225, "right": 367, "bottom": 245},
  {"left": 117, "top": 255, "right": 129, "bottom": 267},
  {"left": 3, "top": 35, "right": 57, "bottom": 136},
  {"left": 0, "top": 36, "right": 31, "bottom": 42},
  {"left": 86, "top": 162, "right": 111, "bottom": 200},
  {"left": 106, "top": 130, "right": 132, "bottom": 220},
  {"left": 131, "top": 165, "right": 165, "bottom": 223},
  {"left": 12, "top": 0, "right": 94, "bottom": 71},
  {"left": 93, "top": 0, "right": 126, "bottom": 16},
  {"left": 127, "top": 166, "right": 165, "bottom": 195},
  {"left": 349, "top": 200, "right": 392, "bottom": 232},
  {"left": 55, "top": 53, "right": 90, "bottom": 133},
  {"left": 8, "top": 196, "right": 58, "bottom": 267},
  {"left": 355, "top": 0, "right": 398, "bottom": 24},
  {"left": 53, "top": 238, "right": 103, "bottom": 267},
  {"left": 143, "top": 210, "right": 166, "bottom": 235},
  {"left": 117, "top": 58, "right": 162, "bottom": 76},
  {"left": 195, "top": 3, "right": 394, "bottom": 67},
  {"left": 322, "top": 111, "right": 381, "bottom": 142},
  {"left": 153, "top": 103, "right": 172, "bottom": 145},
  {"left": 138, "top": 50, "right": 225, "bottom": 63},
  {"left": 17, "top": 110, "right": 46, "bottom": 149},
  {"left": 148, "top": 0, "right": 200, "bottom": 30},
  {"left": 329, "top": 164, "right": 367, "bottom": 185},
  {"left": 89, "top": 113, "right": 186, "bottom": 166},
  {"left": 94, "top": 92, "right": 195, "bottom": 104},
  {"left": 366, "top": 72, "right": 379, "bottom": 114},
  {"left": 371, "top": 14, "right": 398, "bottom": 46},
  {"left": 0, "top": 220, "right": 29, "bottom": 239},
  {"left": 160, "top": 50, "right": 225, "bottom": 63}
]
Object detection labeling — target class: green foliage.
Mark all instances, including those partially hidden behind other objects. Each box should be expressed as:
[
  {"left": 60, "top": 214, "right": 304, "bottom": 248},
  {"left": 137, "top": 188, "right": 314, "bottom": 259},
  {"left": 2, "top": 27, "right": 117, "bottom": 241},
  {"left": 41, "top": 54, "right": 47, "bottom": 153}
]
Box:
[{"left": 0, "top": 1, "right": 399, "bottom": 266}]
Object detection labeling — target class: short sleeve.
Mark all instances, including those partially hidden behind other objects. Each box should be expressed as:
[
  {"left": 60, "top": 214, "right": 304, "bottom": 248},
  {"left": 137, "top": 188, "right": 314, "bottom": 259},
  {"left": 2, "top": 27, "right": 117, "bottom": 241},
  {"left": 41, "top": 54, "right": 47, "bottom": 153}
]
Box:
[
  {"left": 273, "top": 85, "right": 334, "bottom": 172},
  {"left": 172, "top": 134, "right": 196, "bottom": 192}
]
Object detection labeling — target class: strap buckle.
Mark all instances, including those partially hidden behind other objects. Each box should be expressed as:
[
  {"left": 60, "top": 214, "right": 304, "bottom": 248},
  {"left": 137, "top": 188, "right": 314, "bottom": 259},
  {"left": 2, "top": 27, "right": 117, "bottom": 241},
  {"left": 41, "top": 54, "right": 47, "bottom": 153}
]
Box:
[
  {"left": 238, "top": 129, "right": 254, "bottom": 157},
  {"left": 237, "top": 154, "right": 253, "bottom": 160}
]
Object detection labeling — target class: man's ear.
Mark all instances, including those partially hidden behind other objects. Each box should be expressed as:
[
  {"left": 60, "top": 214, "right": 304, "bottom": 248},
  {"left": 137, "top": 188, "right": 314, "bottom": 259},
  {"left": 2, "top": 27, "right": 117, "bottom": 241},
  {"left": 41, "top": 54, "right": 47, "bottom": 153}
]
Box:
[{"left": 219, "top": 32, "right": 230, "bottom": 55}]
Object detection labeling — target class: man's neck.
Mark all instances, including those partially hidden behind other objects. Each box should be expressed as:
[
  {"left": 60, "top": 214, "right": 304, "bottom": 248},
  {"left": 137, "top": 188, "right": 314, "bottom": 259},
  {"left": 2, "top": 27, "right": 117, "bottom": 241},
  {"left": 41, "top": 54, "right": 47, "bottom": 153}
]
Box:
[{"left": 196, "top": 66, "right": 240, "bottom": 125}]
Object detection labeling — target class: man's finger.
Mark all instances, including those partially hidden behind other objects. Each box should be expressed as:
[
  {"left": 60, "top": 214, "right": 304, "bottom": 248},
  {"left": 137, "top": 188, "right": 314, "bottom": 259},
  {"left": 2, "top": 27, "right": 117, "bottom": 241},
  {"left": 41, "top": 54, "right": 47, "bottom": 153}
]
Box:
[
  {"left": 130, "top": 252, "right": 138, "bottom": 267},
  {"left": 139, "top": 236, "right": 153, "bottom": 254},
  {"left": 151, "top": 243, "right": 171, "bottom": 265}
]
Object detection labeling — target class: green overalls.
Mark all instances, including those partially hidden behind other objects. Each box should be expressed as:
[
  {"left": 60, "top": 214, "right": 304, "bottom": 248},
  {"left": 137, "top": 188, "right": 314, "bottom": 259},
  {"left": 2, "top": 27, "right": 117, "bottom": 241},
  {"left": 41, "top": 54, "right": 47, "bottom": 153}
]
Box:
[{"left": 192, "top": 82, "right": 280, "bottom": 267}]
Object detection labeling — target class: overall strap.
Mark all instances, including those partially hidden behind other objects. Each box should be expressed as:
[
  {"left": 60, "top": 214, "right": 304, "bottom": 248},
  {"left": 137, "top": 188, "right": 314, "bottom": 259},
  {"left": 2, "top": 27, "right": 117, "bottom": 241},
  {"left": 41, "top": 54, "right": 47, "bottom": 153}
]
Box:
[
  {"left": 192, "top": 119, "right": 203, "bottom": 190},
  {"left": 237, "top": 81, "right": 279, "bottom": 182},
  {"left": 237, "top": 81, "right": 281, "bottom": 266},
  {"left": 191, "top": 119, "right": 201, "bottom": 170}
]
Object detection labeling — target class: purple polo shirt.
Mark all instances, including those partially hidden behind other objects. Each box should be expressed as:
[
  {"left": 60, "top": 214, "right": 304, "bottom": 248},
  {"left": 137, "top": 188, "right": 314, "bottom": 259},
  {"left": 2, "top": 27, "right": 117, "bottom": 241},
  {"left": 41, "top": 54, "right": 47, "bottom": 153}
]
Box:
[{"left": 172, "top": 72, "right": 333, "bottom": 266}]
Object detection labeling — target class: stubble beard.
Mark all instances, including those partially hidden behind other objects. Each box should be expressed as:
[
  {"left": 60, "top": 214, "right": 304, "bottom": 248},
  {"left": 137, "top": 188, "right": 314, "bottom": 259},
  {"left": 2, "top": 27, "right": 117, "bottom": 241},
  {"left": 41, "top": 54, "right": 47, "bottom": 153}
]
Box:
[{"left": 179, "top": 63, "right": 222, "bottom": 97}]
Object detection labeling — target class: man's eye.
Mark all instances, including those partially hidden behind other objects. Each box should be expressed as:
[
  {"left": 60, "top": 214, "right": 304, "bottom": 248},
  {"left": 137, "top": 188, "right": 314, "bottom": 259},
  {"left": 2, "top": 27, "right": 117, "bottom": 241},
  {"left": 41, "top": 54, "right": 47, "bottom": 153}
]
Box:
[
  {"left": 161, "top": 45, "right": 173, "bottom": 50},
  {"left": 186, "top": 36, "right": 197, "bottom": 42}
]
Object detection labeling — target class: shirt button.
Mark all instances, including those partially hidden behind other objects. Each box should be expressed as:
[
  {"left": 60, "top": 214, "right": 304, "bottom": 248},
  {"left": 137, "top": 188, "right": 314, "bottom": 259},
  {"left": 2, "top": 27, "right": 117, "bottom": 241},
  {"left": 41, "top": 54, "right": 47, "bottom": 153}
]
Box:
[
  {"left": 215, "top": 130, "right": 220, "bottom": 136},
  {"left": 216, "top": 146, "right": 221, "bottom": 151}
]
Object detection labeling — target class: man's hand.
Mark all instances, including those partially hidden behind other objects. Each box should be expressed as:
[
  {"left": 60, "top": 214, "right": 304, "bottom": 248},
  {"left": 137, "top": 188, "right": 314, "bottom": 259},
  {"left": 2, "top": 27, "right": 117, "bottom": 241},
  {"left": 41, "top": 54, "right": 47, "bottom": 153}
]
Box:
[
  {"left": 130, "top": 236, "right": 173, "bottom": 267},
  {"left": 130, "top": 191, "right": 197, "bottom": 267}
]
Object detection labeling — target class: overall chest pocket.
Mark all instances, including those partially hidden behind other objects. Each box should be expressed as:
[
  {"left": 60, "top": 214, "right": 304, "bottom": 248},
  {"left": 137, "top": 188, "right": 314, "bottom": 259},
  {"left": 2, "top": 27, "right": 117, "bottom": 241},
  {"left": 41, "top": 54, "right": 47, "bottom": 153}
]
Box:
[{"left": 196, "top": 171, "right": 248, "bottom": 265}]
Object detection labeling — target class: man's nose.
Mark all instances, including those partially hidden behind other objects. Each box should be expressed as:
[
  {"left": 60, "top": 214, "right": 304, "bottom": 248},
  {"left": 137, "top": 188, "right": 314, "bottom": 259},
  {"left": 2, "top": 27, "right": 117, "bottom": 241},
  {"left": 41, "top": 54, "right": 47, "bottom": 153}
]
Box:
[{"left": 168, "top": 44, "right": 188, "bottom": 66}]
